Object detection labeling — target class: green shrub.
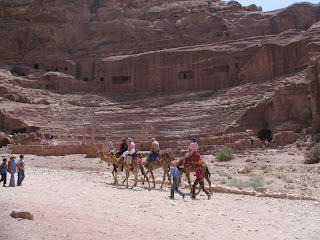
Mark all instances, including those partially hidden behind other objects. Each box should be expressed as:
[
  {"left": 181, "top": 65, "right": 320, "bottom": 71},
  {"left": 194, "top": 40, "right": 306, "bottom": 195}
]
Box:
[
  {"left": 303, "top": 108, "right": 312, "bottom": 119},
  {"left": 314, "top": 133, "right": 320, "bottom": 142},
  {"left": 266, "top": 99, "right": 273, "bottom": 106},
  {"left": 215, "top": 146, "right": 234, "bottom": 161},
  {"left": 304, "top": 144, "right": 320, "bottom": 164},
  {"left": 230, "top": 176, "right": 265, "bottom": 189}
]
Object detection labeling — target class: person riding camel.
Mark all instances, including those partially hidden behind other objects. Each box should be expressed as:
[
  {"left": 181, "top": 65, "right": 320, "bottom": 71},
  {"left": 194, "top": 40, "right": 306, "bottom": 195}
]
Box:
[
  {"left": 116, "top": 138, "right": 128, "bottom": 157},
  {"left": 181, "top": 137, "right": 199, "bottom": 167},
  {"left": 191, "top": 162, "right": 210, "bottom": 199},
  {"left": 148, "top": 138, "right": 160, "bottom": 162},
  {"left": 122, "top": 137, "right": 136, "bottom": 164}
]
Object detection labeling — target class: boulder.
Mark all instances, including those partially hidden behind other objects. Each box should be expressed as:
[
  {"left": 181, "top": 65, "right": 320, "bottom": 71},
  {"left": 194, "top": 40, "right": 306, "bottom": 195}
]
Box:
[{"left": 10, "top": 211, "right": 34, "bottom": 220}]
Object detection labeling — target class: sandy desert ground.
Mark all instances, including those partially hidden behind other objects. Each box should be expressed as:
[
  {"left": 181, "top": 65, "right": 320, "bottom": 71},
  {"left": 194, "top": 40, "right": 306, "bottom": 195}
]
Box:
[{"left": 0, "top": 146, "right": 320, "bottom": 240}]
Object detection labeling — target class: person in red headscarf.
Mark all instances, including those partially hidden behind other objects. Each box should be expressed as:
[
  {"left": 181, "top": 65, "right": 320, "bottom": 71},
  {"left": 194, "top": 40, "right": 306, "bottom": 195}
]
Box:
[{"left": 191, "top": 162, "right": 211, "bottom": 199}]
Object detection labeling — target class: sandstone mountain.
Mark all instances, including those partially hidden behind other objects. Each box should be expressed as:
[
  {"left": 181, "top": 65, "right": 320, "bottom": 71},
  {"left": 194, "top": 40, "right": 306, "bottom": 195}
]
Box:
[{"left": 0, "top": 0, "right": 320, "bottom": 152}]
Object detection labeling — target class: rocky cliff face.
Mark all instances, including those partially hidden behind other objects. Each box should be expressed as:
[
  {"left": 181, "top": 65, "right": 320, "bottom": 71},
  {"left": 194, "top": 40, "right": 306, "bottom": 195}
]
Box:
[{"left": 1, "top": 0, "right": 320, "bottom": 150}]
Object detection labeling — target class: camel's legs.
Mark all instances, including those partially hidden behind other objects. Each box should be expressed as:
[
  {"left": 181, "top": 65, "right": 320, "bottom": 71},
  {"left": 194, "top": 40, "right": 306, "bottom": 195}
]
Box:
[
  {"left": 115, "top": 167, "right": 122, "bottom": 185},
  {"left": 150, "top": 170, "right": 156, "bottom": 188},
  {"left": 131, "top": 169, "right": 138, "bottom": 189},
  {"left": 125, "top": 167, "right": 130, "bottom": 188},
  {"left": 204, "top": 175, "right": 212, "bottom": 194},
  {"left": 140, "top": 166, "right": 150, "bottom": 190},
  {"left": 166, "top": 167, "right": 171, "bottom": 185},
  {"left": 185, "top": 173, "right": 192, "bottom": 193},
  {"left": 142, "top": 169, "right": 150, "bottom": 185},
  {"left": 112, "top": 169, "right": 116, "bottom": 184},
  {"left": 160, "top": 167, "right": 166, "bottom": 189}
]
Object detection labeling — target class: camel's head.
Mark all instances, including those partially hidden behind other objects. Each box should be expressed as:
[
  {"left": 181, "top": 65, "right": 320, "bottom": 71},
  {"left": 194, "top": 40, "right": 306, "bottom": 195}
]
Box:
[
  {"left": 106, "top": 151, "right": 115, "bottom": 158},
  {"left": 96, "top": 150, "right": 103, "bottom": 156},
  {"left": 96, "top": 151, "right": 109, "bottom": 165}
]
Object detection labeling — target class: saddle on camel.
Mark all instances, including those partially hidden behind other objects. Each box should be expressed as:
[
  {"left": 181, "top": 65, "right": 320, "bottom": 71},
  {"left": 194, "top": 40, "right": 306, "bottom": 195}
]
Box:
[{"left": 181, "top": 151, "right": 201, "bottom": 169}]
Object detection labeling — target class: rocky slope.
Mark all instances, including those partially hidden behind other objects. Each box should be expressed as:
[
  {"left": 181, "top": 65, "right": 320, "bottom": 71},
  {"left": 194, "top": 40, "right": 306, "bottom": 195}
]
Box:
[{"left": 0, "top": 0, "right": 320, "bottom": 152}]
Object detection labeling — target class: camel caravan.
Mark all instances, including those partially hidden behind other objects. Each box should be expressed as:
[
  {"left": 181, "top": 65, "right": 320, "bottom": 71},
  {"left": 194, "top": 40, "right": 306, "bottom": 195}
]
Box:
[{"left": 96, "top": 137, "right": 212, "bottom": 198}]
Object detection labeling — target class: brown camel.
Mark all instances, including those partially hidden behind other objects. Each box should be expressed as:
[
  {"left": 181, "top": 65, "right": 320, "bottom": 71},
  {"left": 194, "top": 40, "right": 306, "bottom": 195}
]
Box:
[
  {"left": 178, "top": 160, "right": 212, "bottom": 194},
  {"left": 96, "top": 151, "right": 124, "bottom": 185},
  {"left": 142, "top": 152, "right": 173, "bottom": 188},
  {"left": 107, "top": 151, "right": 151, "bottom": 190}
]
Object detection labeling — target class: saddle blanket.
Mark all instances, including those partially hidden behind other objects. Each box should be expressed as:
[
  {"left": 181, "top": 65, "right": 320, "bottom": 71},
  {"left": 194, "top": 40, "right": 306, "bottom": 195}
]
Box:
[{"left": 185, "top": 152, "right": 201, "bottom": 169}]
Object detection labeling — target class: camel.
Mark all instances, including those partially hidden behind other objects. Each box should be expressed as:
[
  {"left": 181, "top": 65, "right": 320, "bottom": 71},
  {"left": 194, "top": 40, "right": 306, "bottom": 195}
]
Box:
[
  {"left": 178, "top": 160, "right": 212, "bottom": 194},
  {"left": 96, "top": 150, "right": 124, "bottom": 185},
  {"left": 142, "top": 152, "right": 174, "bottom": 188},
  {"left": 106, "top": 151, "right": 151, "bottom": 190}
]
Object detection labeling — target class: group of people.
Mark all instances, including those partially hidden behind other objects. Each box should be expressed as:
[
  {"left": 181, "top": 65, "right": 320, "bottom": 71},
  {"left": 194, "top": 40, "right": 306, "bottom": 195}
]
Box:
[
  {"left": 116, "top": 136, "right": 209, "bottom": 200},
  {"left": 0, "top": 155, "right": 25, "bottom": 187},
  {"left": 116, "top": 137, "right": 161, "bottom": 164},
  {"left": 257, "top": 139, "right": 277, "bottom": 150}
]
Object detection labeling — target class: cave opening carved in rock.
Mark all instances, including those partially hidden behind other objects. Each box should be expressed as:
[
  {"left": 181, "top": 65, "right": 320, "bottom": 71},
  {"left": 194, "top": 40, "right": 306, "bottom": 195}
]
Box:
[
  {"left": 258, "top": 129, "right": 272, "bottom": 141},
  {"left": 11, "top": 127, "right": 27, "bottom": 134},
  {"left": 112, "top": 76, "right": 130, "bottom": 84}
]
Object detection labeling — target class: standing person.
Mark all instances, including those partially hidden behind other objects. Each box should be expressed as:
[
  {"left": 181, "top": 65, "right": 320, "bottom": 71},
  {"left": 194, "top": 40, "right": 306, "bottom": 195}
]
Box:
[
  {"left": 191, "top": 162, "right": 211, "bottom": 199},
  {"left": 148, "top": 138, "right": 160, "bottom": 162},
  {"left": 169, "top": 161, "right": 185, "bottom": 199},
  {"left": 181, "top": 137, "right": 199, "bottom": 167},
  {"left": 0, "top": 158, "right": 8, "bottom": 187},
  {"left": 122, "top": 137, "right": 136, "bottom": 164},
  {"left": 7, "top": 156, "right": 17, "bottom": 187},
  {"left": 17, "top": 155, "right": 25, "bottom": 186}
]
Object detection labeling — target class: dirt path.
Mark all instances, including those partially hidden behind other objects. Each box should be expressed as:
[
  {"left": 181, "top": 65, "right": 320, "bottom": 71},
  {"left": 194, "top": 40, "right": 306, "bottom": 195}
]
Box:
[{"left": 0, "top": 154, "right": 319, "bottom": 239}]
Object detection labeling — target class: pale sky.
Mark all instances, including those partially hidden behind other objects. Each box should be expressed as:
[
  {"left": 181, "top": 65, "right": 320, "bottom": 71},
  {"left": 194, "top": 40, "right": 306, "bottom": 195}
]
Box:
[{"left": 226, "top": 0, "right": 319, "bottom": 11}]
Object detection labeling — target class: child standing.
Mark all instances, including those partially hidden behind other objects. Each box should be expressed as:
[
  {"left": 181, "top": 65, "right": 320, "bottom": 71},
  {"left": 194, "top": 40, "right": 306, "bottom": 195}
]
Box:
[
  {"left": 191, "top": 162, "right": 211, "bottom": 199},
  {"left": 169, "top": 161, "right": 185, "bottom": 199},
  {"left": 0, "top": 158, "right": 8, "bottom": 187}
]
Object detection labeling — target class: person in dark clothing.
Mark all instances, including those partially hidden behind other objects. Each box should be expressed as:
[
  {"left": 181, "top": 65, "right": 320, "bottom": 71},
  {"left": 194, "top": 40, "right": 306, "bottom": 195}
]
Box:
[
  {"left": 116, "top": 138, "right": 128, "bottom": 157},
  {"left": 0, "top": 158, "right": 8, "bottom": 187},
  {"left": 191, "top": 162, "right": 211, "bottom": 199}
]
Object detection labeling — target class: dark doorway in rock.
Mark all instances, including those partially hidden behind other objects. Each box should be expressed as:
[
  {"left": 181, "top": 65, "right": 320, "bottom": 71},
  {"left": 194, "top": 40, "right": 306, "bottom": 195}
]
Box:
[
  {"left": 64, "top": 67, "right": 68, "bottom": 71},
  {"left": 100, "top": 77, "right": 104, "bottom": 82},
  {"left": 54, "top": 68, "right": 58, "bottom": 71},
  {"left": 11, "top": 127, "right": 27, "bottom": 134},
  {"left": 34, "top": 63, "right": 39, "bottom": 69},
  {"left": 112, "top": 76, "right": 130, "bottom": 84},
  {"left": 178, "top": 71, "right": 193, "bottom": 79},
  {"left": 83, "top": 77, "right": 88, "bottom": 82},
  {"left": 235, "top": 63, "right": 238, "bottom": 68},
  {"left": 258, "top": 129, "right": 272, "bottom": 142}
]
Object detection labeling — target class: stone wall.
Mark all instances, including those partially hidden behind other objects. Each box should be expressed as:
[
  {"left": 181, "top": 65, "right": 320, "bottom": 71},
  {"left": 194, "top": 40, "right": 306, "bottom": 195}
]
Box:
[
  {"left": 95, "top": 48, "right": 249, "bottom": 93},
  {"left": 11, "top": 144, "right": 104, "bottom": 156}
]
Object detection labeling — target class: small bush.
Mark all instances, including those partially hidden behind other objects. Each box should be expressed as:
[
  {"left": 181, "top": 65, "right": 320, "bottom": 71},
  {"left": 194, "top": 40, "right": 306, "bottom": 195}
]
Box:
[
  {"left": 215, "top": 146, "right": 234, "bottom": 161},
  {"left": 277, "top": 174, "right": 294, "bottom": 183},
  {"left": 304, "top": 144, "right": 320, "bottom": 164},
  {"left": 266, "top": 99, "right": 273, "bottom": 106},
  {"left": 314, "top": 133, "right": 320, "bottom": 143},
  {"left": 303, "top": 108, "right": 312, "bottom": 119},
  {"left": 230, "top": 176, "right": 265, "bottom": 189}
]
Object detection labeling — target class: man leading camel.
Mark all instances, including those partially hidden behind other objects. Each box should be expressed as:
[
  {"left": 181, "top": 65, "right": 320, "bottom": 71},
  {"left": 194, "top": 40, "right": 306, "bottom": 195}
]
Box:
[{"left": 191, "top": 162, "right": 211, "bottom": 199}]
